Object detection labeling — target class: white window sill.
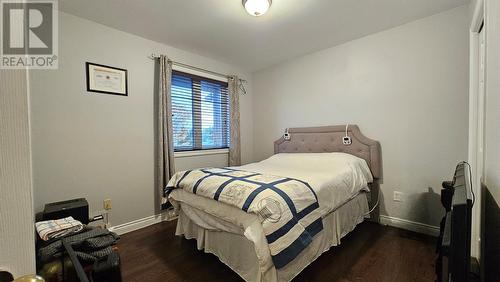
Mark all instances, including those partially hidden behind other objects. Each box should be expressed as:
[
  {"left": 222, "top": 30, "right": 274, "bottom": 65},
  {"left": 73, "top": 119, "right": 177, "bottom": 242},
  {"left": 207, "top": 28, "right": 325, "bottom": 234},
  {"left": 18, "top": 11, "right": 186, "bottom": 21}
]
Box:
[{"left": 174, "top": 148, "right": 229, "bottom": 158}]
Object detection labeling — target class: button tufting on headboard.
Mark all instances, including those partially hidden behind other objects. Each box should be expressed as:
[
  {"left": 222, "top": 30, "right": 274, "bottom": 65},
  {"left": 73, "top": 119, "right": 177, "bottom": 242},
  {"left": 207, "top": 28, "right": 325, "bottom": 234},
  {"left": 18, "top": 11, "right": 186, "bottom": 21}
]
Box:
[{"left": 274, "top": 125, "right": 382, "bottom": 180}]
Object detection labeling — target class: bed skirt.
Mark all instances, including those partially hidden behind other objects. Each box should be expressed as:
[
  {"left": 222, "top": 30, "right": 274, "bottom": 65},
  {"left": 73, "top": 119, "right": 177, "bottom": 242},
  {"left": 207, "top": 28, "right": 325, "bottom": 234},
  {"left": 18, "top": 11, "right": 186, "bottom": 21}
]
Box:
[{"left": 175, "top": 193, "right": 369, "bottom": 282}]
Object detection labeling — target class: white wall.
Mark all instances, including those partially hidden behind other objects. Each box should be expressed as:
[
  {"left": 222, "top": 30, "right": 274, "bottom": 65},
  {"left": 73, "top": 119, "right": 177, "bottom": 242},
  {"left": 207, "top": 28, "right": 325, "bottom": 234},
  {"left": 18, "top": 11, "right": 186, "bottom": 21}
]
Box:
[
  {"left": 29, "top": 12, "right": 254, "bottom": 226},
  {"left": 480, "top": 2, "right": 500, "bottom": 278},
  {"left": 0, "top": 70, "right": 36, "bottom": 277},
  {"left": 252, "top": 6, "right": 469, "bottom": 227},
  {"left": 484, "top": 0, "right": 500, "bottom": 203}
]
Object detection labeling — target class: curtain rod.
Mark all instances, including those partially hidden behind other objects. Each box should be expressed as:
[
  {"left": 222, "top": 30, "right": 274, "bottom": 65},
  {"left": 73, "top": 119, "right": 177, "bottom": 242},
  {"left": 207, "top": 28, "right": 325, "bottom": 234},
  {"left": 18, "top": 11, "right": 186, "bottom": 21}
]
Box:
[{"left": 149, "top": 54, "right": 247, "bottom": 84}]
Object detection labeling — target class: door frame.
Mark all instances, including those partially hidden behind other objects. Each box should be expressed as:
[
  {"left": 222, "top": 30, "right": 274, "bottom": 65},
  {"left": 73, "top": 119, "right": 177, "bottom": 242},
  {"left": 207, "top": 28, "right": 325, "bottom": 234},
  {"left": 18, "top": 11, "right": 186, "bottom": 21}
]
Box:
[{"left": 468, "top": 0, "right": 485, "bottom": 261}]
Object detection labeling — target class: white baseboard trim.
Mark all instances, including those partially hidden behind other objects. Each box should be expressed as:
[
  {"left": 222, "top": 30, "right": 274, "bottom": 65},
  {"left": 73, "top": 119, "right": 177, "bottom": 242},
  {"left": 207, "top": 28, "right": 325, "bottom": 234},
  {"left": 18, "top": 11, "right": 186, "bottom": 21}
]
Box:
[
  {"left": 379, "top": 215, "right": 440, "bottom": 237},
  {"left": 109, "top": 212, "right": 176, "bottom": 235},
  {"left": 110, "top": 213, "right": 439, "bottom": 237}
]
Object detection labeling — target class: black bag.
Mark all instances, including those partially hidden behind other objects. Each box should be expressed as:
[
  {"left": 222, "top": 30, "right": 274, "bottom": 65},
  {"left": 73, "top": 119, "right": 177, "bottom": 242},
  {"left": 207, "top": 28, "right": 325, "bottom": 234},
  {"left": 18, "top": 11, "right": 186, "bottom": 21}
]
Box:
[{"left": 92, "top": 252, "right": 122, "bottom": 282}]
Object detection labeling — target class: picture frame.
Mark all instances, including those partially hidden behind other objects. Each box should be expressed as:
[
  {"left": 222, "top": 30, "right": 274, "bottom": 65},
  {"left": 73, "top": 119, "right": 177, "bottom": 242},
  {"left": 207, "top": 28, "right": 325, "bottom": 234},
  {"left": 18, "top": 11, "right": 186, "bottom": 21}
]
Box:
[{"left": 86, "top": 62, "right": 128, "bottom": 96}]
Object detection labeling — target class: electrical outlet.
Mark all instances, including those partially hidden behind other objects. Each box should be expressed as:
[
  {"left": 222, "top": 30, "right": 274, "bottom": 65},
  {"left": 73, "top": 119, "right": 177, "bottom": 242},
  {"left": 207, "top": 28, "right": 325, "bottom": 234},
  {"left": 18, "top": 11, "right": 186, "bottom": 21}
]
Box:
[
  {"left": 103, "top": 199, "right": 112, "bottom": 210},
  {"left": 393, "top": 191, "right": 403, "bottom": 202},
  {"left": 342, "top": 136, "right": 352, "bottom": 145}
]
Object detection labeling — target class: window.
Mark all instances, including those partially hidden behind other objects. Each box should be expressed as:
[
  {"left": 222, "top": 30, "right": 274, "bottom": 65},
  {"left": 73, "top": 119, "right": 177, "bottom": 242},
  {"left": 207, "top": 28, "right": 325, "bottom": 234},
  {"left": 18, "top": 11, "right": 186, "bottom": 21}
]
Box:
[{"left": 171, "top": 70, "right": 230, "bottom": 151}]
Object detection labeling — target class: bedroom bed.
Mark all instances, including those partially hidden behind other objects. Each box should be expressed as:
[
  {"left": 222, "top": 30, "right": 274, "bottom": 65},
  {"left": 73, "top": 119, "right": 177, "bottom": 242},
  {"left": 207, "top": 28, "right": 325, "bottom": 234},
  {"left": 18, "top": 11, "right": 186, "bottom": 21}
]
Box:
[{"left": 163, "top": 125, "right": 382, "bottom": 282}]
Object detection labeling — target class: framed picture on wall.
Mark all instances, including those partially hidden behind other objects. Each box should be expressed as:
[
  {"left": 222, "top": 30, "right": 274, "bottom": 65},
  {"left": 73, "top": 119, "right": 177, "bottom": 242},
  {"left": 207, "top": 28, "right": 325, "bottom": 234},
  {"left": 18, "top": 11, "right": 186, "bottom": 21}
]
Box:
[{"left": 86, "top": 62, "right": 128, "bottom": 96}]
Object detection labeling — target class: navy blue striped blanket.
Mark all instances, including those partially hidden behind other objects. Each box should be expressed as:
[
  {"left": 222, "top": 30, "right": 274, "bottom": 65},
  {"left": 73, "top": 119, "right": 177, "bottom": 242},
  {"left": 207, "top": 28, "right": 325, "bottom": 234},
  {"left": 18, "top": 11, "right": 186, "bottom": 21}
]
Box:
[{"left": 164, "top": 167, "right": 323, "bottom": 269}]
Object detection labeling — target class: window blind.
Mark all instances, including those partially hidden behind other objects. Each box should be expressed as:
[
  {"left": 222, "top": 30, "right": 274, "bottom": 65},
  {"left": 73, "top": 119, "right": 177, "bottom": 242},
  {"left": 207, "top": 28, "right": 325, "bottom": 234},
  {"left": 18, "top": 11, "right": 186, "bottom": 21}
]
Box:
[{"left": 171, "top": 70, "right": 230, "bottom": 151}]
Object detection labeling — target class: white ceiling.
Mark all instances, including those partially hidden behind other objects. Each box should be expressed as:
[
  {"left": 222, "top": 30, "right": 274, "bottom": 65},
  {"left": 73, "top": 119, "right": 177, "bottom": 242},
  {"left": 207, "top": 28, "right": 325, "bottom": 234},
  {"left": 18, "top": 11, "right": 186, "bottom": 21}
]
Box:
[{"left": 59, "top": 0, "right": 469, "bottom": 71}]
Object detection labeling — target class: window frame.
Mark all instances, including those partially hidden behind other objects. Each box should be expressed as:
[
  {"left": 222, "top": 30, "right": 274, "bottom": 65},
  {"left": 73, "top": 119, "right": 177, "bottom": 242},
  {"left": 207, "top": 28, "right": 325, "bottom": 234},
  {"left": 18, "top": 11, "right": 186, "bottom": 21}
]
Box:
[{"left": 171, "top": 70, "right": 230, "bottom": 153}]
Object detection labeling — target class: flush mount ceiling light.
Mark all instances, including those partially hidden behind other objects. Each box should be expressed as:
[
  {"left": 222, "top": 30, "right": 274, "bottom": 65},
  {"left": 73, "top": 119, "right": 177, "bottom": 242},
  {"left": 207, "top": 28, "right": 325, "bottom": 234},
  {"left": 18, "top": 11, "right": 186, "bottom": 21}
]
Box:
[{"left": 242, "top": 0, "right": 272, "bottom": 17}]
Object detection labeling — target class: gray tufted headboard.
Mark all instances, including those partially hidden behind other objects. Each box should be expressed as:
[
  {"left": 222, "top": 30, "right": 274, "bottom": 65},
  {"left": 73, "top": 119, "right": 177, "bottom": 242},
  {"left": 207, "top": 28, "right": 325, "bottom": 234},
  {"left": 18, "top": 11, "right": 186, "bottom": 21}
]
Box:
[{"left": 274, "top": 125, "right": 382, "bottom": 180}]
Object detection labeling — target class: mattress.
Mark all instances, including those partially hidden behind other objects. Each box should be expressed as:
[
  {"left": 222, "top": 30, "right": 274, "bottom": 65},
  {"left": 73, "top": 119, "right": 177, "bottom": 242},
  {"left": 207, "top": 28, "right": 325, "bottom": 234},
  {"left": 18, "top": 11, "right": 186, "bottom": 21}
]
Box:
[
  {"left": 237, "top": 153, "right": 373, "bottom": 216},
  {"left": 176, "top": 192, "right": 369, "bottom": 282},
  {"left": 167, "top": 153, "right": 374, "bottom": 281}
]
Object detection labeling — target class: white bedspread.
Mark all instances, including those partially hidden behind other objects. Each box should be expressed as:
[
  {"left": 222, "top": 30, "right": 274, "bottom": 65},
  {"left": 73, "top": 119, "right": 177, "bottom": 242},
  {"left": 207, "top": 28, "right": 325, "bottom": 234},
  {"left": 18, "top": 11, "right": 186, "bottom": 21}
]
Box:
[
  {"left": 169, "top": 153, "right": 373, "bottom": 275},
  {"left": 239, "top": 153, "right": 373, "bottom": 215}
]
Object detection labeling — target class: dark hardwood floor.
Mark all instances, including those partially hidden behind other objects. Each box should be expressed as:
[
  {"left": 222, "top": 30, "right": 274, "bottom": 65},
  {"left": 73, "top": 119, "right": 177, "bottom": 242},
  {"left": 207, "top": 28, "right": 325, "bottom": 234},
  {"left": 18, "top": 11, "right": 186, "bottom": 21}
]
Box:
[{"left": 117, "top": 220, "right": 437, "bottom": 282}]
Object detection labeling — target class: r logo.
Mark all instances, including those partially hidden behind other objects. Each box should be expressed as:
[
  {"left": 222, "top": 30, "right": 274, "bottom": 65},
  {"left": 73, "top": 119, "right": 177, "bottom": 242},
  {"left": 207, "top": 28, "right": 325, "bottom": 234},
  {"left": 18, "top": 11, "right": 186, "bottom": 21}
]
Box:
[{"left": 2, "top": 1, "right": 54, "bottom": 55}]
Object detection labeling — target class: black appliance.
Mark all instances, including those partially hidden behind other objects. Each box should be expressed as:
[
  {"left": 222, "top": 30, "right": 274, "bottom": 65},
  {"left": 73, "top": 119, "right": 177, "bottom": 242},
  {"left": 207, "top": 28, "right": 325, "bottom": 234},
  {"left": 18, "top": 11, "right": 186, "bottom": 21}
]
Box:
[
  {"left": 437, "top": 162, "right": 473, "bottom": 282},
  {"left": 43, "top": 198, "right": 89, "bottom": 224}
]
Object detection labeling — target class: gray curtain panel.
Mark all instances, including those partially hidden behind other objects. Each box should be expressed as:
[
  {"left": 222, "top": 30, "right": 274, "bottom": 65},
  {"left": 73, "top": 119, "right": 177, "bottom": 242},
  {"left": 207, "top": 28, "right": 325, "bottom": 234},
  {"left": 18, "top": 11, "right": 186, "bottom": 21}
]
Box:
[
  {"left": 157, "top": 55, "right": 175, "bottom": 209},
  {"left": 228, "top": 76, "right": 241, "bottom": 166}
]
